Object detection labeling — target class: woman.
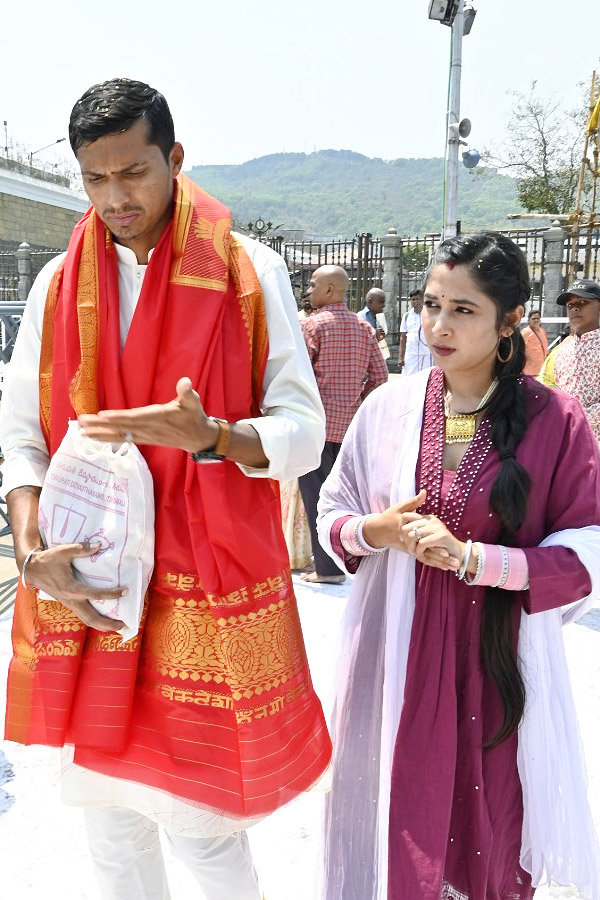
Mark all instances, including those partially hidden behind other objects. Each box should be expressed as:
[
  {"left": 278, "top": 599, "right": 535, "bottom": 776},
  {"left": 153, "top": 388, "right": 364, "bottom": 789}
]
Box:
[
  {"left": 521, "top": 309, "right": 548, "bottom": 376},
  {"left": 537, "top": 326, "right": 573, "bottom": 388},
  {"left": 317, "top": 233, "right": 600, "bottom": 900}
]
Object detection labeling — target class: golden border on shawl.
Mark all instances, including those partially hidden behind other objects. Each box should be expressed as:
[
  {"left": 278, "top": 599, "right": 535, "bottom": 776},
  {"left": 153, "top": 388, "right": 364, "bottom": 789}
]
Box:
[
  {"left": 39, "top": 261, "right": 64, "bottom": 443},
  {"left": 229, "top": 235, "right": 269, "bottom": 409},
  {"left": 170, "top": 176, "right": 229, "bottom": 291},
  {"left": 5, "top": 583, "right": 44, "bottom": 742},
  {"left": 144, "top": 594, "right": 306, "bottom": 700},
  {"left": 69, "top": 214, "right": 100, "bottom": 415}
]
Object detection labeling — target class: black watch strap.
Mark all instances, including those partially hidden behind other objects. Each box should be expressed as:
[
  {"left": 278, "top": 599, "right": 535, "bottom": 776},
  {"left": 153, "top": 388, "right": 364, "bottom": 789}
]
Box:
[{"left": 190, "top": 418, "right": 227, "bottom": 463}]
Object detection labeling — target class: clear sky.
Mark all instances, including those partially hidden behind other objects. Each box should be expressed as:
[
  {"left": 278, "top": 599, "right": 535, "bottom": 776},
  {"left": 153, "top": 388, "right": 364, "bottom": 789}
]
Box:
[{"left": 1, "top": 0, "right": 599, "bottom": 170}]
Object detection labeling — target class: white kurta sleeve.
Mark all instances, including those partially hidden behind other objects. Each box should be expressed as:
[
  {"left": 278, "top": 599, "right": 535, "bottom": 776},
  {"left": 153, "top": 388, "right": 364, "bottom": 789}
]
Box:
[
  {"left": 233, "top": 234, "right": 325, "bottom": 481},
  {"left": 0, "top": 255, "right": 65, "bottom": 497}
]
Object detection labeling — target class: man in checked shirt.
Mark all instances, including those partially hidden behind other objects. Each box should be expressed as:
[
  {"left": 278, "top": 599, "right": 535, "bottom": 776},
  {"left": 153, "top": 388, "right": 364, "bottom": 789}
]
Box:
[{"left": 299, "top": 265, "right": 388, "bottom": 583}]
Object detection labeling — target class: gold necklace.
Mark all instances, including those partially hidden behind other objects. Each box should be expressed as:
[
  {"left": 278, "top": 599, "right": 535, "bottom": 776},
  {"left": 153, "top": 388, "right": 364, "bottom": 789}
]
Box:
[{"left": 444, "top": 379, "right": 499, "bottom": 444}]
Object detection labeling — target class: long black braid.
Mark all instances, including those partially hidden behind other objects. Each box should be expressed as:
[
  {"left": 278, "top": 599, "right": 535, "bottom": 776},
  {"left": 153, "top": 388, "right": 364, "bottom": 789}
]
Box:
[{"left": 429, "top": 232, "right": 532, "bottom": 747}]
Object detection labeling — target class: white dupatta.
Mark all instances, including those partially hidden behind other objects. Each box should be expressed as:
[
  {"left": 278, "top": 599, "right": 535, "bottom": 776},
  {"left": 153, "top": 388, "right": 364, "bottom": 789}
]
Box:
[{"left": 317, "top": 371, "right": 600, "bottom": 900}]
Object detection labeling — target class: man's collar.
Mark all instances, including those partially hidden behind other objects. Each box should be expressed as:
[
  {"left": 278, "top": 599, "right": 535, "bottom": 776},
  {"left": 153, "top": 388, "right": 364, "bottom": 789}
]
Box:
[
  {"left": 575, "top": 326, "right": 600, "bottom": 342},
  {"left": 114, "top": 243, "right": 155, "bottom": 266}
]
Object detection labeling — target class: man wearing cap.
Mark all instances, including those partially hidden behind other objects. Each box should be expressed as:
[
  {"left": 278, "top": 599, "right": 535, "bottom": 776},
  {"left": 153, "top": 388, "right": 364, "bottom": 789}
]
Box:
[{"left": 554, "top": 278, "right": 600, "bottom": 444}]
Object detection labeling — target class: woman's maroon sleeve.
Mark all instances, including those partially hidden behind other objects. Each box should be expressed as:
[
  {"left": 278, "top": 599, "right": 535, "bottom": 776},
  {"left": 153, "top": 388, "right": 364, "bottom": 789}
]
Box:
[{"left": 522, "top": 399, "right": 600, "bottom": 614}]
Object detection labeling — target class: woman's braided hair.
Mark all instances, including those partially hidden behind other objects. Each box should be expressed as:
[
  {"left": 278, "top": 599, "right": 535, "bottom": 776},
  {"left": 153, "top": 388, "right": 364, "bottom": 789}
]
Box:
[{"left": 429, "top": 232, "right": 532, "bottom": 747}]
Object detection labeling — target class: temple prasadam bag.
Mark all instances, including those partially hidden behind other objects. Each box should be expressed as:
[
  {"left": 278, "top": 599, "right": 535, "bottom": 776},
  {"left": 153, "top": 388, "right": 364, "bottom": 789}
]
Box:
[{"left": 38, "top": 421, "right": 155, "bottom": 642}]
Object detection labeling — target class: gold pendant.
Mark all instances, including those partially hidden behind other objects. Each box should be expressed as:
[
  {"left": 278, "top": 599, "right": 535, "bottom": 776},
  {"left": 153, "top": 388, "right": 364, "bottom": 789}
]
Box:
[{"left": 444, "top": 413, "right": 477, "bottom": 444}]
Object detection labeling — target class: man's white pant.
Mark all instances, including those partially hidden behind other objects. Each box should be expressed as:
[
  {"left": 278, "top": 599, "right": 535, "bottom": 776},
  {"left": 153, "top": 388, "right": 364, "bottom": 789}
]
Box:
[{"left": 84, "top": 806, "right": 262, "bottom": 900}]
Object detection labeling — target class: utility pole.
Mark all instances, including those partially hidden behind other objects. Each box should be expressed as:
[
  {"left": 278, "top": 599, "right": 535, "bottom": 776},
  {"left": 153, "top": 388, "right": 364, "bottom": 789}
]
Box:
[
  {"left": 29, "top": 137, "right": 66, "bottom": 167},
  {"left": 443, "top": 0, "right": 464, "bottom": 240}
]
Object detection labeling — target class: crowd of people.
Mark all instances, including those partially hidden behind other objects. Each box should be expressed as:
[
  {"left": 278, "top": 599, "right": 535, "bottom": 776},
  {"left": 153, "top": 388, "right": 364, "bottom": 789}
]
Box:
[{"left": 1, "top": 77, "right": 600, "bottom": 900}]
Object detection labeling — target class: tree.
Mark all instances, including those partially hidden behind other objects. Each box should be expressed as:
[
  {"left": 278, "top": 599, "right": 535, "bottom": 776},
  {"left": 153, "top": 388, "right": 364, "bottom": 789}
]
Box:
[
  {"left": 486, "top": 81, "right": 587, "bottom": 216},
  {"left": 401, "top": 244, "right": 430, "bottom": 272}
]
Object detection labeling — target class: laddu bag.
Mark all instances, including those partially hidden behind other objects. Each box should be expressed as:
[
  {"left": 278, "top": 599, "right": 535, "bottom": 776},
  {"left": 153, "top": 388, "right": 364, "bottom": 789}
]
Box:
[{"left": 38, "top": 421, "right": 155, "bottom": 642}]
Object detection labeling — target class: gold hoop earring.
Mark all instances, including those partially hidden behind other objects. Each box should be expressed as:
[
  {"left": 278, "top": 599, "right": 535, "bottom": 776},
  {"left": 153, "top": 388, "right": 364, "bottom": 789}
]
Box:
[{"left": 496, "top": 335, "right": 514, "bottom": 364}]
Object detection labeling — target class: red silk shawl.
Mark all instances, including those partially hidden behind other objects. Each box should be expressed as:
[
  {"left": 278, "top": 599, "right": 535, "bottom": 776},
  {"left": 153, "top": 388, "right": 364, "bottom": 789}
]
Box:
[{"left": 5, "top": 174, "right": 331, "bottom": 817}]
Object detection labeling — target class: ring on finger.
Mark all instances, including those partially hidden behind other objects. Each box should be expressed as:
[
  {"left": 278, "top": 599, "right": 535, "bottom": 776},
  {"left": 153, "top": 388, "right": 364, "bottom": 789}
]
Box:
[{"left": 411, "top": 527, "right": 423, "bottom": 541}]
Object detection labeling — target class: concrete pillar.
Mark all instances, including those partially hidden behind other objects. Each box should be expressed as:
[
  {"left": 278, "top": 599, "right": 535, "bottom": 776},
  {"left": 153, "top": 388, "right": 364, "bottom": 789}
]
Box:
[
  {"left": 381, "top": 227, "right": 402, "bottom": 344},
  {"left": 16, "top": 242, "right": 32, "bottom": 303},
  {"left": 542, "top": 222, "right": 568, "bottom": 341}
]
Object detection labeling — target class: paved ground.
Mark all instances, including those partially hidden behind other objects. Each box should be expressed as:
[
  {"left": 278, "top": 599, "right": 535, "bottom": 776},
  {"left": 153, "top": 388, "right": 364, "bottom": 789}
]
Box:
[{"left": 0, "top": 565, "right": 599, "bottom": 899}]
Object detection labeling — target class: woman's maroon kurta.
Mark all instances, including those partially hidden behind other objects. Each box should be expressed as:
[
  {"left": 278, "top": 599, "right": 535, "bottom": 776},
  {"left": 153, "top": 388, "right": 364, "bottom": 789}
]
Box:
[{"left": 387, "top": 369, "right": 600, "bottom": 900}]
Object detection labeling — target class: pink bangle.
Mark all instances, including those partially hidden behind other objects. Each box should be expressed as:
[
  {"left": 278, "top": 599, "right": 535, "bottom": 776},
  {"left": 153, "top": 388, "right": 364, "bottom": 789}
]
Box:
[
  {"left": 340, "top": 516, "right": 384, "bottom": 557},
  {"left": 503, "top": 548, "right": 529, "bottom": 591},
  {"left": 465, "top": 543, "right": 529, "bottom": 591},
  {"left": 482, "top": 543, "right": 505, "bottom": 587}
]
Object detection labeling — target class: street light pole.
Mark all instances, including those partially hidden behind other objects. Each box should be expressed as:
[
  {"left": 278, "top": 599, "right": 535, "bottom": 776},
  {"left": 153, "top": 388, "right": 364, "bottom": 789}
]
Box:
[
  {"left": 443, "top": 0, "right": 464, "bottom": 240},
  {"left": 29, "top": 138, "right": 66, "bottom": 167}
]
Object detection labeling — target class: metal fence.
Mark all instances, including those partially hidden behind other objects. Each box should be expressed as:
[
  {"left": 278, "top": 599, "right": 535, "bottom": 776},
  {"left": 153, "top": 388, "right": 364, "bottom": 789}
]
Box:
[
  {"left": 0, "top": 245, "right": 64, "bottom": 302},
  {"left": 0, "top": 252, "right": 19, "bottom": 302},
  {"left": 0, "top": 223, "right": 599, "bottom": 360},
  {"left": 282, "top": 233, "right": 383, "bottom": 311},
  {"left": 564, "top": 223, "right": 600, "bottom": 283}
]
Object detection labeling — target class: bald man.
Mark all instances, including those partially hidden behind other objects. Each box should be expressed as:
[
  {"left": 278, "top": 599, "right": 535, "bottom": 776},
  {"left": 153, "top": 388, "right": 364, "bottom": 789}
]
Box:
[
  {"left": 299, "top": 266, "right": 388, "bottom": 583},
  {"left": 357, "top": 287, "right": 390, "bottom": 358}
]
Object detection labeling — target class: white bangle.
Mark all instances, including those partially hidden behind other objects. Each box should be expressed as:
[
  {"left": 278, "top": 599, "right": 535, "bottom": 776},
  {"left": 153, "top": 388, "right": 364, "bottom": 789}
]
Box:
[
  {"left": 357, "top": 515, "right": 386, "bottom": 553},
  {"left": 21, "top": 546, "right": 44, "bottom": 591},
  {"left": 465, "top": 542, "right": 484, "bottom": 585},
  {"left": 456, "top": 539, "right": 472, "bottom": 580}
]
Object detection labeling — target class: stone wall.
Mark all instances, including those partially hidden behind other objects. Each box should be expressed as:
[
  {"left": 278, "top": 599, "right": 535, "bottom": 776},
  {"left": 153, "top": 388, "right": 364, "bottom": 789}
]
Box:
[
  {"left": 0, "top": 156, "right": 87, "bottom": 250},
  {"left": 0, "top": 192, "right": 81, "bottom": 248}
]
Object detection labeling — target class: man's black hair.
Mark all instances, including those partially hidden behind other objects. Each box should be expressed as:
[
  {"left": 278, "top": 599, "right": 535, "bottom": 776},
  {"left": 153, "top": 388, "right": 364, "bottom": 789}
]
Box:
[{"left": 69, "top": 78, "right": 175, "bottom": 162}]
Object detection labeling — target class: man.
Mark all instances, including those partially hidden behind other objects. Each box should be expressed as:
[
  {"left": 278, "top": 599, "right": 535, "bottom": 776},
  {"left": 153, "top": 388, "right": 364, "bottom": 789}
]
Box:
[
  {"left": 554, "top": 278, "right": 600, "bottom": 444},
  {"left": 0, "top": 79, "right": 331, "bottom": 900},
  {"left": 521, "top": 308, "right": 549, "bottom": 376},
  {"left": 298, "top": 294, "right": 313, "bottom": 320},
  {"left": 299, "top": 265, "right": 388, "bottom": 584},
  {"left": 357, "top": 286, "right": 390, "bottom": 359},
  {"left": 398, "top": 288, "right": 434, "bottom": 374}
]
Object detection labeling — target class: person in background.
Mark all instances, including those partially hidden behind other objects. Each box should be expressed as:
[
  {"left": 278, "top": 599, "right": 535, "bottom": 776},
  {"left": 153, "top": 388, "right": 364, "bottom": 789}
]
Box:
[
  {"left": 398, "top": 288, "right": 434, "bottom": 374},
  {"left": 554, "top": 278, "right": 600, "bottom": 445},
  {"left": 521, "top": 309, "right": 548, "bottom": 375},
  {"left": 357, "top": 287, "right": 390, "bottom": 360},
  {"left": 316, "top": 232, "right": 600, "bottom": 900},
  {"left": 0, "top": 77, "right": 331, "bottom": 900},
  {"left": 537, "top": 325, "right": 573, "bottom": 389},
  {"left": 279, "top": 295, "right": 315, "bottom": 570},
  {"left": 298, "top": 295, "right": 313, "bottom": 320},
  {"left": 299, "top": 265, "right": 388, "bottom": 584}
]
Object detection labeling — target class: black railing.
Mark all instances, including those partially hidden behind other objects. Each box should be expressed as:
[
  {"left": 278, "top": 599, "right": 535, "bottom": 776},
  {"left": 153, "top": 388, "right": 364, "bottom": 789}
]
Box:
[{"left": 283, "top": 233, "right": 382, "bottom": 311}]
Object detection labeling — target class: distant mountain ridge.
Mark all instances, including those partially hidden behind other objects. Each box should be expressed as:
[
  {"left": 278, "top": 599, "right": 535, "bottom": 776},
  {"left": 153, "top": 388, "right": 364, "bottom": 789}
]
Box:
[{"left": 187, "top": 150, "right": 534, "bottom": 239}]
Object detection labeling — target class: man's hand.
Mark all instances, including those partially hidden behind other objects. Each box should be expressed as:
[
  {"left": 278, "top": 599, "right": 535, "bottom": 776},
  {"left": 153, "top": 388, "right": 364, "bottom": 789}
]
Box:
[
  {"left": 25, "top": 543, "right": 127, "bottom": 631},
  {"left": 376, "top": 327, "right": 386, "bottom": 342},
  {"left": 78, "top": 377, "right": 217, "bottom": 453}
]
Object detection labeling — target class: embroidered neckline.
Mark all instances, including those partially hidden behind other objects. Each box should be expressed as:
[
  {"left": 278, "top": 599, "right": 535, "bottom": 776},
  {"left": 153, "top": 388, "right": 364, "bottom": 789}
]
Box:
[{"left": 420, "top": 368, "right": 493, "bottom": 533}]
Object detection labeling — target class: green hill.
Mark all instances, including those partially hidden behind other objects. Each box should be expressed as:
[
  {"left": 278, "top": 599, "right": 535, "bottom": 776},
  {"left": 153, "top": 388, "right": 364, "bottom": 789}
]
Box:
[{"left": 186, "top": 151, "right": 534, "bottom": 239}]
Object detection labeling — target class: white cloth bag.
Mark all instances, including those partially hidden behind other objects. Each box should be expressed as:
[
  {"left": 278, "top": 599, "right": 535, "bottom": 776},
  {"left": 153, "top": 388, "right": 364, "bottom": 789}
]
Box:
[{"left": 38, "top": 421, "right": 155, "bottom": 641}]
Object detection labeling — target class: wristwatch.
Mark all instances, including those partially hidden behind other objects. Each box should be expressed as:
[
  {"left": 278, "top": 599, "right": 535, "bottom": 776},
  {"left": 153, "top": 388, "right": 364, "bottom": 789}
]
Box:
[{"left": 190, "top": 418, "right": 231, "bottom": 463}]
